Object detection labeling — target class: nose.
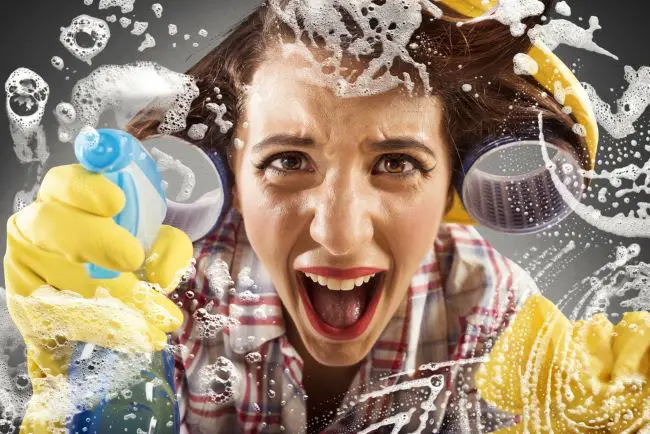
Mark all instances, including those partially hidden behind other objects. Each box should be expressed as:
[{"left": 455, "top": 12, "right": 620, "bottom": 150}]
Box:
[{"left": 309, "top": 173, "right": 374, "bottom": 256}]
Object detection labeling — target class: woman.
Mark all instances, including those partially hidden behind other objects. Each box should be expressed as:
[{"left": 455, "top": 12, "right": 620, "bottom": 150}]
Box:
[{"left": 5, "top": 0, "right": 619, "bottom": 433}]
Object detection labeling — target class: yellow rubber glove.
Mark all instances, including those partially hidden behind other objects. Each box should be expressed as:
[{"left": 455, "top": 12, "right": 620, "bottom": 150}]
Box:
[
  {"left": 4, "top": 164, "right": 193, "bottom": 433},
  {"left": 476, "top": 294, "right": 650, "bottom": 433}
]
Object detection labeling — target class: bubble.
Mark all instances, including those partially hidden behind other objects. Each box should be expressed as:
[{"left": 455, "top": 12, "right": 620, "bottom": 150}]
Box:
[
  {"left": 51, "top": 56, "right": 65, "bottom": 70},
  {"left": 233, "top": 138, "right": 244, "bottom": 149},
  {"left": 168, "top": 24, "right": 177, "bottom": 35},
  {"left": 130, "top": 21, "right": 148, "bottom": 36},
  {"left": 106, "top": 14, "right": 117, "bottom": 23},
  {"left": 59, "top": 15, "right": 111, "bottom": 65},
  {"left": 198, "top": 357, "right": 240, "bottom": 404},
  {"left": 461, "top": 83, "right": 472, "bottom": 92},
  {"left": 198, "top": 28, "right": 208, "bottom": 37},
  {"left": 151, "top": 3, "right": 163, "bottom": 18}
]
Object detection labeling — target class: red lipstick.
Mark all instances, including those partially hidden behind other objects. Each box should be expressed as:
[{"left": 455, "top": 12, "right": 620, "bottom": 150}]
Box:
[{"left": 295, "top": 267, "right": 385, "bottom": 280}]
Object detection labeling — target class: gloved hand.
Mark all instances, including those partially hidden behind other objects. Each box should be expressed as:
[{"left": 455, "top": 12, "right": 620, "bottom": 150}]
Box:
[
  {"left": 4, "top": 163, "right": 193, "bottom": 432},
  {"left": 475, "top": 294, "right": 650, "bottom": 433}
]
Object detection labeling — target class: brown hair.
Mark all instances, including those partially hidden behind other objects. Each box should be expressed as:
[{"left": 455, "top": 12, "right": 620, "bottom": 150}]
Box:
[{"left": 128, "top": 0, "right": 587, "bottom": 185}]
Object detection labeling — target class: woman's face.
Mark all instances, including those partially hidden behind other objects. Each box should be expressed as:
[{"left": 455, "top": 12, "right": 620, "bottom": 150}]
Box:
[{"left": 230, "top": 51, "right": 453, "bottom": 367}]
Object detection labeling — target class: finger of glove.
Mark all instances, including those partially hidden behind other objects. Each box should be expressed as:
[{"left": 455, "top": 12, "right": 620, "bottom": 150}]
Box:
[
  {"left": 13, "top": 200, "right": 144, "bottom": 272},
  {"left": 145, "top": 225, "right": 194, "bottom": 293},
  {"left": 37, "top": 164, "right": 125, "bottom": 217},
  {"left": 8, "top": 220, "right": 183, "bottom": 332}
]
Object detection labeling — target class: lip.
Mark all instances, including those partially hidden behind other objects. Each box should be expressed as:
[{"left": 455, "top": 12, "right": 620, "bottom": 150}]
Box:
[
  {"left": 295, "top": 267, "right": 387, "bottom": 280},
  {"left": 295, "top": 270, "right": 386, "bottom": 341}
]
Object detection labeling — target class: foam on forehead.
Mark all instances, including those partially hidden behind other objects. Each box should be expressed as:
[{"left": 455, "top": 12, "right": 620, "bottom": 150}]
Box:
[{"left": 268, "top": 0, "right": 443, "bottom": 98}]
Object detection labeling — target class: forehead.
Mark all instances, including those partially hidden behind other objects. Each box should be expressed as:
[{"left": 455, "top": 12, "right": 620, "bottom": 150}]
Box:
[{"left": 243, "top": 50, "right": 446, "bottom": 145}]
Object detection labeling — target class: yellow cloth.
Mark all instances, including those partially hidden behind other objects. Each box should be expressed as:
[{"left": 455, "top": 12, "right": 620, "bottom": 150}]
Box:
[
  {"left": 476, "top": 294, "right": 650, "bottom": 433},
  {"left": 4, "top": 164, "right": 193, "bottom": 433}
]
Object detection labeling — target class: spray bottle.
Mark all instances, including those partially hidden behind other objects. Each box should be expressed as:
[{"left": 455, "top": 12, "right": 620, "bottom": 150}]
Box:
[{"left": 66, "top": 127, "right": 179, "bottom": 434}]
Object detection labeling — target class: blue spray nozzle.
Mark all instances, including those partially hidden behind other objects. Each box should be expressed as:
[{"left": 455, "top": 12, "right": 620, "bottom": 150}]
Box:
[{"left": 74, "top": 128, "right": 136, "bottom": 174}]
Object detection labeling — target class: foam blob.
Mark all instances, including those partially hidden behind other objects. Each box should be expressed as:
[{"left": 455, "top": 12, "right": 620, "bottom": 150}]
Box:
[
  {"left": 150, "top": 147, "right": 196, "bottom": 201},
  {"left": 197, "top": 357, "right": 241, "bottom": 405},
  {"left": 152, "top": 3, "right": 163, "bottom": 18},
  {"left": 513, "top": 52, "right": 539, "bottom": 75},
  {"left": 130, "top": 20, "right": 148, "bottom": 36},
  {"left": 98, "top": 0, "right": 135, "bottom": 14},
  {"left": 54, "top": 102, "right": 76, "bottom": 125},
  {"left": 206, "top": 102, "right": 233, "bottom": 133},
  {"left": 528, "top": 16, "right": 618, "bottom": 60},
  {"left": 59, "top": 15, "right": 111, "bottom": 65},
  {"left": 119, "top": 17, "right": 131, "bottom": 28},
  {"left": 555, "top": 1, "right": 571, "bottom": 16},
  {"left": 138, "top": 33, "right": 156, "bottom": 52},
  {"left": 187, "top": 123, "right": 208, "bottom": 140},
  {"left": 56, "top": 62, "right": 199, "bottom": 141},
  {"left": 583, "top": 66, "right": 650, "bottom": 139},
  {"left": 198, "top": 28, "right": 208, "bottom": 37},
  {"left": 4, "top": 68, "right": 50, "bottom": 164},
  {"left": 13, "top": 183, "right": 40, "bottom": 212},
  {"left": 51, "top": 56, "right": 64, "bottom": 71},
  {"left": 168, "top": 24, "right": 177, "bottom": 35}
]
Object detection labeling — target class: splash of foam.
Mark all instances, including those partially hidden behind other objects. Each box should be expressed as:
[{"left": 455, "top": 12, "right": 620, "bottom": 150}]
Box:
[
  {"left": 268, "top": 0, "right": 443, "bottom": 98},
  {"left": 4, "top": 68, "right": 50, "bottom": 165},
  {"left": 528, "top": 16, "right": 618, "bottom": 60},
  {"left": 56, "top": 62, "right": 199, "bottom": 142},
  {"left": 538, "top": 112, "right": 650, "bottom": 238},
  {"left": 150, "top": 147, "right": 196, "bottom": 202},
  {"left": 59, "top": 15, "right": 111, "bottom": 65},
  {"left": 582, "top": 66, "right": 650, "bottom": 139},
  {"left": 459, "top": 0, "right": 545, "bottom": 37}
]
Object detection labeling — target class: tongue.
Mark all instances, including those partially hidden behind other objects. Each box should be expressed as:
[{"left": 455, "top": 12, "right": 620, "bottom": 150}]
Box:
[{"left": 310, "top": 283, "right": 368, "bottom": 329}]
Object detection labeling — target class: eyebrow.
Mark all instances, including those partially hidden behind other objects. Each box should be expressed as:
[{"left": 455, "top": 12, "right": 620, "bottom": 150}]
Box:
[{"left": 252, "top": 134, "right": 437, "bottom": 158}]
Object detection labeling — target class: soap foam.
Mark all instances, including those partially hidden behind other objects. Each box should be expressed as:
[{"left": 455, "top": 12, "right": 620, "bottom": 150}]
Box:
[
  {"left": 56, "top": 62, "right": 199, "bottom": 141},
  {"left": 528, "top": 16, "right": 618, "bottom": 60},
  {"left": 583, "top": 66, "right": 650, "bottom": 139},
  {"left": 4, "top": 68, "right": 50, "bottom": 165},
  {"left": 150, "top": 147, "right": 196, "bottom": 202},
  {"left": 59, "top": 15, "right": 111, "bottom": 65},
  {"left": 268, "top": 0, "right": 444, "bottom": 98}
]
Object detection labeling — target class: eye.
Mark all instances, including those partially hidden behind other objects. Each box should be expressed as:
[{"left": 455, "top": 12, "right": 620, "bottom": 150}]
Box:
[
  {"left": 254, "top": 152, "right": 313, "bottom": 175},
  {"left": 374, "top": 154, "right": 428, "bottom": 176}
]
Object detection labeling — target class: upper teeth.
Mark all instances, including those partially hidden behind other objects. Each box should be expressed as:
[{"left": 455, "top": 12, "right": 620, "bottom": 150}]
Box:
[{"left": 303, "top": 272, "right": 375, "bottom": 291}]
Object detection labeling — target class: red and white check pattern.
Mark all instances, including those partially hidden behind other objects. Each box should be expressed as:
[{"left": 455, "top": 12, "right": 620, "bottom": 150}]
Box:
[{"left": 168, "top": 207, "right": 539, "bottom": 433}]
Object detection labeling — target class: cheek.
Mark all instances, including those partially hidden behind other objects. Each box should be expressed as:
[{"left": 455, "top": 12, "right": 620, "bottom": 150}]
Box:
[{"left": 383, "top": 183, "right": 448, "bottom": 271}]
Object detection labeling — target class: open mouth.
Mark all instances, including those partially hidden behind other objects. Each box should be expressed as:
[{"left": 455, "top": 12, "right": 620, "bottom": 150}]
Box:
[{"left": 295, "top": 270, "right": 386, "bottom": 341}]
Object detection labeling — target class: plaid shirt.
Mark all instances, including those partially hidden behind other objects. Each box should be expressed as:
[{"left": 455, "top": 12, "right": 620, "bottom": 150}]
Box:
[{"left": 169, "top": 206, "right": 539, "bottom": 433}]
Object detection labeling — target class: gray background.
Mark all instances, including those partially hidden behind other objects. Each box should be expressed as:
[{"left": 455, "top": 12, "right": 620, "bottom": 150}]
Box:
[{"left": 1, "top": 0, "right": 649, "bottom": 314}]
